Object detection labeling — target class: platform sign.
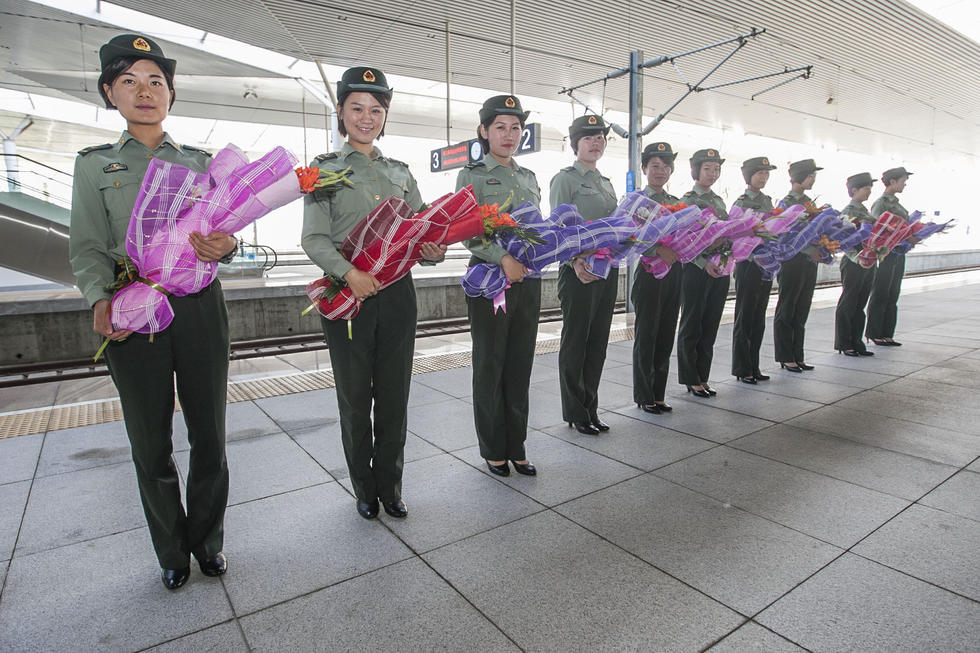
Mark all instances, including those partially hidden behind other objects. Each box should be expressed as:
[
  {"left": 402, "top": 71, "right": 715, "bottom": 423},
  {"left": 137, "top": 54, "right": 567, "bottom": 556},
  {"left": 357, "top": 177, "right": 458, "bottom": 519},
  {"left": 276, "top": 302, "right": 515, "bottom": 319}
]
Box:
[
  {"left": 430, "top": 123, "right": 542, "bottom": 173},
  {"left": 626, "top": 170, "right": 635, "bottom": 193}
]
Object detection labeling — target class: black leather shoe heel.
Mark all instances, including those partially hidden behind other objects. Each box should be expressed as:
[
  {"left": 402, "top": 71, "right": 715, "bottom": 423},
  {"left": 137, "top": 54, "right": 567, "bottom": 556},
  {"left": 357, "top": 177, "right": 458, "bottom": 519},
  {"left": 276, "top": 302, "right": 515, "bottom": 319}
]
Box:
[
  {"left": 357, "top": 498, "right": 380, "bottom": 519},
  {"left": 511, "top": 461, "right": 536, "bottom": 476},
  {"left": 486, "top": 460, "right": 510, "bottom": 477},
  {"left": 382, "top": 499, "right": 408, "bottom": 518},
  {"left": 162, "top": 567, "right": 190, "bottom": 590},
  {"left": 197, "top": 552, "right": 227, "bottom": 577}
]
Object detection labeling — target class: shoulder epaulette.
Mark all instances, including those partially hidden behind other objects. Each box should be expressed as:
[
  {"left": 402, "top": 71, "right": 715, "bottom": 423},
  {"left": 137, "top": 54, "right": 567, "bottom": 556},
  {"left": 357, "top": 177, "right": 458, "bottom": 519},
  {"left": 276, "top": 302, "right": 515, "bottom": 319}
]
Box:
[
  {"left": 464, "top": 162, "right": 484, "bottom": 170},
  {"left": 387, "top": 157, "right": 409, "bottom": 168},
  {"left": 314, "top": 152, "right": 339, "bottom": 163},
  {"left": 561, "top": 166, "right": 575, "bottom": 173},
  {"left": 77, "top": 143, "right": 113, "bottom": 156},
  {"left": 181, "top": 144, "right": 213, "bottom": 157}
]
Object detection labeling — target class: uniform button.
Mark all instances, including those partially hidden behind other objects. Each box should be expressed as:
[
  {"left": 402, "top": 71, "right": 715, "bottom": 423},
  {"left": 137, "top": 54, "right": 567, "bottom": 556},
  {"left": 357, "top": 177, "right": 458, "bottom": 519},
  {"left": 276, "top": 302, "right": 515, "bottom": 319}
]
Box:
[
  {"left": 367, "top": 162, "right": 373, "bottom": 167},
  {"left": 147, "top": 154, "right": 153, "bottom": 159},
  {"left": 374, "top": 194, "right": 381, "bottom": 201},
  {"left": 516, "top": 184, "right": 520, "bottom": 188},
  {"left": 114, "top": 181, "right": 121, "bottom": 187}
]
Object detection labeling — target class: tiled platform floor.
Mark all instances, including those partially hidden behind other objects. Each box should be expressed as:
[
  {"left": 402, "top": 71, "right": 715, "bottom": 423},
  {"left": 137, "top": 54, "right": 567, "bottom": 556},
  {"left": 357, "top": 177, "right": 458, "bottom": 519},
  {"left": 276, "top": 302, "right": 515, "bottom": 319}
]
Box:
[{"left": 1, "top": 281, "right": 978, "bottom": 651}]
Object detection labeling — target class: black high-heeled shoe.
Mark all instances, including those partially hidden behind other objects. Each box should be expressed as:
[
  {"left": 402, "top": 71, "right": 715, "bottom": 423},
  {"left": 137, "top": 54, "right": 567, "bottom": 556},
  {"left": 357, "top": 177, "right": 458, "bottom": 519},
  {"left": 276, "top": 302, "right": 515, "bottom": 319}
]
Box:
[
  {"left": 858, "top": 350, "right": 874, "bottom": 356},
  {"left": 780, "top": 362, "right": 803, "bottom": 373},
  {"left": 569, "top": 421, "right": 600, "bottom": 435},
  {"left": 655, "top": 402, "right": 673, "bottom": 412},
  {"left": 797, "top": 362, "right": 814, "bottom": 371},
  {"left": 638, "top": 403, "right": 662, "bottom": 414},
  {"left": 486, "top": 460, "right": 510, "bottom": 476},
  {"left": 686, "top": 385, "right": 711, "bottom": 398},
  {"left": 840, "top": 349, "right": 860, "bottom": 357},
  {"left": 704, "top": 384, "right": 717, "bottom": 396},
  {"left": 591, "top": 419, "right": 610, "bottom": 432},
  {"left": 754, "top": 373, "right": 770, "bottom": 381},
  {"left": 887, "top": 339, "right": 902, "bottom": 346},
  {"left": 870, "top": 337, "right": 888, "bottom": 346},
  {"left": 736, "top": 376, "right": 758, "bottom": 384},
  {"left": 511, "top": 460, "right": 537, "bottom": 476}
]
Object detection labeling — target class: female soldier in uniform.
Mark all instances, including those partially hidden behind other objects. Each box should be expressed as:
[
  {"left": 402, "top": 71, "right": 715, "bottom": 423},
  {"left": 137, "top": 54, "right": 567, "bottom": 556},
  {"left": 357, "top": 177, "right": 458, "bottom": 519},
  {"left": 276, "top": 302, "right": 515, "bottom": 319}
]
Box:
[
  {"left": 550, "top": 115, "right": 618, "bottom": 435},
  {"left": 69, "top": 34, "right": 235, "bottom": 589},
  {"left": 632, "top": 142, "right": 681, "bottom": 414},
  {"left": 457, "top": 95, "right": 540, "bottom": 477},
  {"left": 302, "top": 67, "right": 446, "bottom": 520},
  {"left": 835, "top": 172, "right": 878, "bottom": 356},
  {"left": 866, "top": 167, "right": 914, "bottom": 346},
  {"left": 774, "top": 159, "right": 823, "bottom": 372},
  {"left": 731, "top": 156, "right": 778, "bottom": 384},
  {"left": 677, "top": 149, "right": 729, "bottom": 398}
]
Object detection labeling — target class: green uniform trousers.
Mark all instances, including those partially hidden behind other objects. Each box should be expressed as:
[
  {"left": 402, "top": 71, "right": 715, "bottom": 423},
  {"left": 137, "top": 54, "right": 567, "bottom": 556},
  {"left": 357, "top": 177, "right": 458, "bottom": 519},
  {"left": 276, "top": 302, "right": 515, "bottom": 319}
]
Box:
[
  {"left": 104, "top": 280, "right": 229, "bottom": 570},
  {"left": 322, "top": 275, "right": 416, "bottom": 504},
  {"left": 677, "top": 263, "right": 729, "bottom": 385},
  {"left": 866, "top": 251, "right": 904, "bottom": 339},
  {"left": 467, "top": 276, "right": 541, "bottom": 461},
  {"left": 835, "top": 258, "right": 876, "bottom": 352},
  {"left": 731, "top": 260, "right": 772, "bottom": 378},
  {"left": 773, "top": 253, "right": 817, "bottom": 363},
  {"left": 558, "top": 265, "right": 618, "bottom": 423},
  {"left": 632, "top": 263, "right": 681, "bottom": 404}
]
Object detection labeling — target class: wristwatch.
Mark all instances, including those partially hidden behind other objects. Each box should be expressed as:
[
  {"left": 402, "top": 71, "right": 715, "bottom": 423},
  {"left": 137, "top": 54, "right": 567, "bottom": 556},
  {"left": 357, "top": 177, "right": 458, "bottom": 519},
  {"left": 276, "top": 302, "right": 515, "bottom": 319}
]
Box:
[{"left": 218, "top": 237, "right": 238, "bottom": 264}]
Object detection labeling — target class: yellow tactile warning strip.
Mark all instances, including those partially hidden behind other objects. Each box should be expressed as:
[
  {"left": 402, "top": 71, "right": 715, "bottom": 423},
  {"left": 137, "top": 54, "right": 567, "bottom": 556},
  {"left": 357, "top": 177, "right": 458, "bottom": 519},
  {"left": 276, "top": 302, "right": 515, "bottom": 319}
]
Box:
[{"left": 0, "top": 328, "right": 633, "bottom": 439}]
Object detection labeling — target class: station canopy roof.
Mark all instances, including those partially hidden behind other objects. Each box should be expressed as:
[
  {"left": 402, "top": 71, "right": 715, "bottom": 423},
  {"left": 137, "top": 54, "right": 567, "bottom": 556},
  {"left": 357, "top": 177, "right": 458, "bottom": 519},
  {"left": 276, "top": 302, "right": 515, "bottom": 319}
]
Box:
[{"left": 1, "top": 0, "right": 978, "bottom": 161}]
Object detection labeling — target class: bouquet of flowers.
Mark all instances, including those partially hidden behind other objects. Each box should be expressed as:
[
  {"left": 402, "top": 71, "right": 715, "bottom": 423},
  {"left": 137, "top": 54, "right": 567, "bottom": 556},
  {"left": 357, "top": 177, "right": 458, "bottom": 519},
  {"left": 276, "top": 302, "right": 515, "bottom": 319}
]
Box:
[
  {"left": 100, "top": 145, "right": 319, "bottom": 359},
  {"left": 460, "top": 202, "right": 636, "bottom": 312},
  {"left": 753, "top": 207, "right": 840, "bottom": 279},
  {"left": 639, "top": 206, "right": 765, "bottom": 279},
  {"left": 856, "top": 210, "right": 920, "bottom": 268},
  {"left": 305, "top": 186, "right": 485, "bottom": 321},
  {"left": 891, "top": 212, "right": 954, "bottom": 255},
  {"left": 581, "top": 193, "right": 703, "bottom": 279},
  {"left": 811, "top": 217, "right": 873, "bottom": 263}
]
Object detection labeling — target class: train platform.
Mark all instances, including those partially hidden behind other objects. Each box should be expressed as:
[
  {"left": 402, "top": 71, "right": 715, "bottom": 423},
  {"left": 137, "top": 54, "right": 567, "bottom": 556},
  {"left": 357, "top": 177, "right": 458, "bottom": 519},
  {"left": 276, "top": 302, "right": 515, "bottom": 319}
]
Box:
[{"left": 0, "top": 276, "right": 978, "bottom": 651}]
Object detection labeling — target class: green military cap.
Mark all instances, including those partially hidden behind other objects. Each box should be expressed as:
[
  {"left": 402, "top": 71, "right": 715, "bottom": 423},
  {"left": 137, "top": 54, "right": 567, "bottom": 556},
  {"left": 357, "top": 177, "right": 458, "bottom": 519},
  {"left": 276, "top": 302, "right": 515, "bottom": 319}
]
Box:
[
  {"left": 642, "top": 142, "right": 677, "bottom": 166},
  {"left": 479, "top": 95, "right": 530, "bottom": 123},
  {"left": 882, "top": 166, "right": 913, "bottom": 183},
  {"left": 337, "top": 66, "right": 393, "bottom": 100},
  {"left": 846, "top": 172, "right": 876, "bottom": 190},
  {"left": 99, "top": 34, "right": 176, "bottom": 77},
  {"left": 569, "top": 114, "right": 609, "bottom": 139},
  {"left": 741, "top": 156, "right": 777, "bottom": 183},
  {"left": 789, "top": 159, "right": 822, "bottom": 178},
  {"left": 691, "top": 148, "right": 725, "bottom": 166}
]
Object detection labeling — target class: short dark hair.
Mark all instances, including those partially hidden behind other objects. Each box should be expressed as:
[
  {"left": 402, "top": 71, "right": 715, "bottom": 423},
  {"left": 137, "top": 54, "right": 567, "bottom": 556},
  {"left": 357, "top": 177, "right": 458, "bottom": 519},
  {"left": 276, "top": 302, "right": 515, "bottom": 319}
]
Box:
[
  {"left": 337, "top": 90, "right": 391, "bottom": 138},
  {"left": 98, "top": 56, "right": 175, "bottom": 110},
  {"left": 790, "top": 170, "right": 810, "bottom": 184},
  {"left": 476, "top": 112, "right": 526, "bottom": 156}
]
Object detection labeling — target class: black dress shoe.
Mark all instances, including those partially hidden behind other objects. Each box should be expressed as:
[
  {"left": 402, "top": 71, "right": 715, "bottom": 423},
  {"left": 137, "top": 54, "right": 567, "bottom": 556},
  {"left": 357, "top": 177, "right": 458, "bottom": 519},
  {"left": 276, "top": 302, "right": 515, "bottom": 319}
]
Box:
[
  {"left": 486, "top": 460, "right": 510, "bottom": 476},
  {"left": 357, "top": 498, "right": 380, "bottom": 519},
  {"left": 704, "top": 385, "right": 717, "bottom": 396},
  {"left": 780, "top": 362, "right": 803, "bottom": 373},
  {"left": 797, "top": 362, "right": 815, "bottom": 371},
  {"left": 161, "top": 567, "right": 190, "bottom": 590},
  {"left": 687, "top": 385, "right": 711, "bottom": 398},
  {"left": 591, "top": 419, "right": 610, "bottom": 432},
  {"left": 888, "top": 340, "right": 902, "bottom": 346},
  {"left": 382, "top": 499, "right": 408, "bottom": 518},
  {"left": 197, "top": 552, "right": 227, "bottom": 577},
  {"left": 840, "top": 349, "right": 861, "bottom": 357},
  {"left": 736, "top": 376, "right": 758, "bottom": 384},
  {"left": 569, "top": 421, "right": 600, "bottom": 435},
  {"left": 754, "top": 373, "right": 770, "bottom": 381},
  {"left": 858, "top": 350, "right": 875, "bottom": 356},
  {"left": 870, "top": 337, "right": 888, "bottom": 346},
  {"left": 656, "top": 402, "right": 673, "bottom": 412},
  {"left": 638, "top": 403, "right": 662, "bottom": 414},
  {"left": 511, "top": 461, "right": 537, "bottom": 476}
]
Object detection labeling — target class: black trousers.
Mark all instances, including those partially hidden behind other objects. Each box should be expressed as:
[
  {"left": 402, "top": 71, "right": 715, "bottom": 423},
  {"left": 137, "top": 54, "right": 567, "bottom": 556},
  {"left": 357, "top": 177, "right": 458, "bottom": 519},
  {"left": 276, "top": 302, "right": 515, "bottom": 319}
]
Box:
[
  {"left": 773, "top": 253, "right": 817, "bottom": 363},
  {"left": 467, "top": 276, "right": 541, "bottom": 461},
  {"left": 105, "top": 280, "right": 229, "bottom": 570},
  {"left": 632, "top": 263, "right": 681, "bottom": 403},
  {"left": 322, "top": 274, "right": 416, "bottom": 504},
  {"left": 558, "top": 265, "right": 618, "bottom": 424},
  {"left": 835, "top": 257, "right": 876, "bottom": 351},
  {"left": 866, "top": 251, "right": 905, "bottom": 339},
  {"left": 731, "top": 260, "right": 772, "bottom": 378},
  {"left": 677, "top": 263, "right": 729, "bottom": 385}
]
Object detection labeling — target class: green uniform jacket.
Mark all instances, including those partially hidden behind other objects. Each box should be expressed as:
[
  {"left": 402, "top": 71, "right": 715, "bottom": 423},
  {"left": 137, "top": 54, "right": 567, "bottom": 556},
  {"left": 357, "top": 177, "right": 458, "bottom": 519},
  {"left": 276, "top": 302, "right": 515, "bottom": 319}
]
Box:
[
  {"left": 457, "top": 153, "right": 541, "bottom": 263},
  {"left": 69, "top": 131, "right": 212, "bottom": 307},
  {"left": 871, "top": 194, "right": 909, "bottom": 220},
  {"left": 840, "top": 200, "right": 874, "bottom": 263},
  {"left": 733, "top": 188, "right": 774, "bottom": 213},
  {"left": 681, "top": 185, "right": 728, "bottom": 268},
  {"left": 302, "top": 143, "right": 423, "bottom": 278},
  {"left": 640, "top": 185, "right": 679, "bottom": 257},
  {"left": 549, "top": 161, "right": 617, "bottom": 218}
]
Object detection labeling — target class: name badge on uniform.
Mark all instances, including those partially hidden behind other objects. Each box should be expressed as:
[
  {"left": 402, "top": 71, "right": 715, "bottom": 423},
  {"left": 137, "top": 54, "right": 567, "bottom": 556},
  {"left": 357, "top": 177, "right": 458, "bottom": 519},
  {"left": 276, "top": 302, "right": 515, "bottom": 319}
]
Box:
[
  {"left": 486, "top": 178, "right": 502, "bottom": 185},
  {"left": 103, "top": 162, "right": 128, "bottom": 173}
]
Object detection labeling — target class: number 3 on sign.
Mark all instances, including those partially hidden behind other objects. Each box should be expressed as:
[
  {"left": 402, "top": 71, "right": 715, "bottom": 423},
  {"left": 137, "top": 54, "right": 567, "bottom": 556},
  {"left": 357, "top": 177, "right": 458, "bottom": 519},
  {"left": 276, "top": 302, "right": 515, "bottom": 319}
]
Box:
[{"left": 431, "top": 151, "right": 440, "bottom": 172}]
